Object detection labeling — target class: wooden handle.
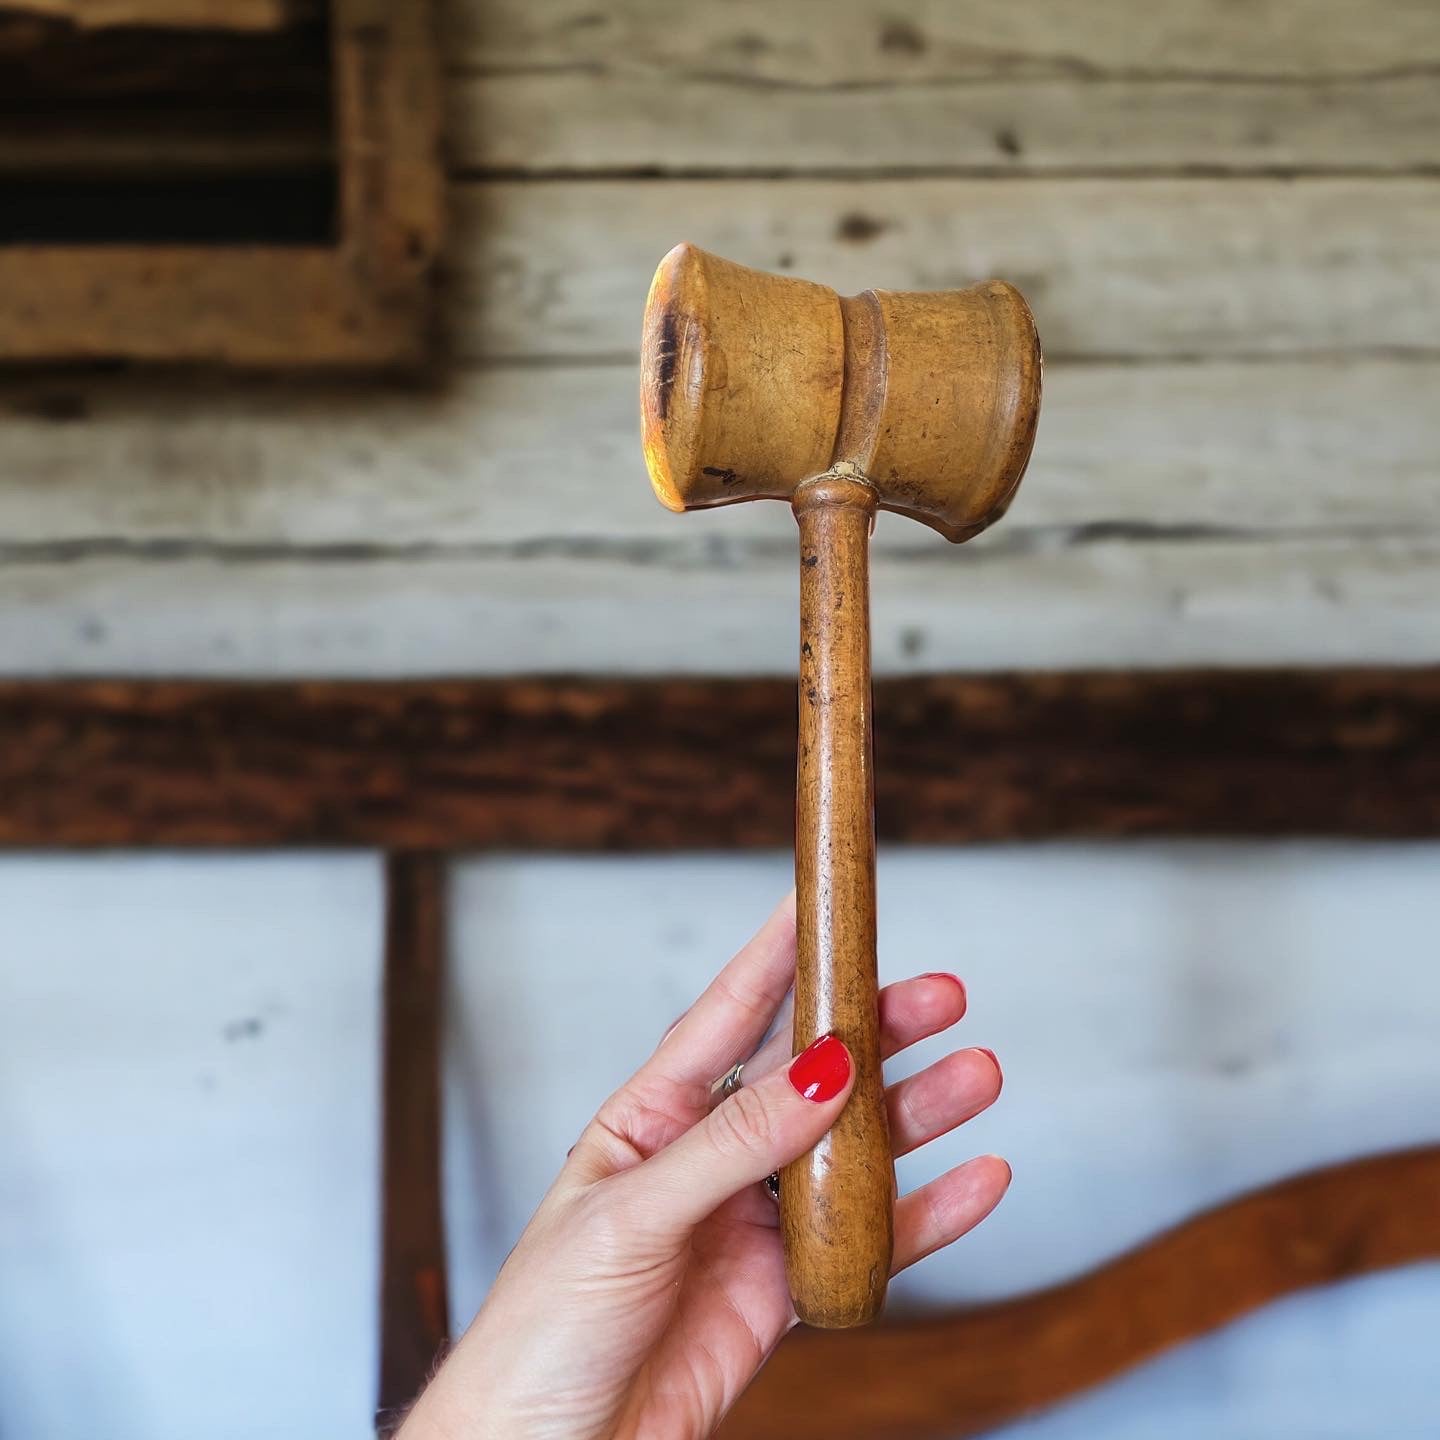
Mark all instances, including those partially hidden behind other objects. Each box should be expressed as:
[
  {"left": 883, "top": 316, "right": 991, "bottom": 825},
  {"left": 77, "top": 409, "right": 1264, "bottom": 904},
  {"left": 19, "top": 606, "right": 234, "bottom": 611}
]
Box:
[{"left": 781, "top": 471, "right": 894, "bottom": 1329}]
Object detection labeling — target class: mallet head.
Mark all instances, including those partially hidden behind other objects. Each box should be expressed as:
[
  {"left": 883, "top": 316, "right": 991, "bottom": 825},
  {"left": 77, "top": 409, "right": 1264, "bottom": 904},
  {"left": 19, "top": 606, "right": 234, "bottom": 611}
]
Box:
[{"left": 640, "top": 244, "right": 1041, "bottom": 541}]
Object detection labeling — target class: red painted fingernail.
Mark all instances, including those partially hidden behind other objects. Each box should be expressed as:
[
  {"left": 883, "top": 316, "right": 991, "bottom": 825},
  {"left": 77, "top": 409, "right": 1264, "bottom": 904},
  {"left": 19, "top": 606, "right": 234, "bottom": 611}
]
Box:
[
  {"left": 788, "top": 1034, "right": 851, "bottom": 1103},
  {"left": 975, "top": 1047, "right": 1003, "bottom": 1093}
]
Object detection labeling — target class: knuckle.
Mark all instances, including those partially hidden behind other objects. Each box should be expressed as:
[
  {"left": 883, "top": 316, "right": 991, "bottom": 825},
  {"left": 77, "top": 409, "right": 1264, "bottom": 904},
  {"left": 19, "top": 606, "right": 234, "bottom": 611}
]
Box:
[{"left": 710, "top": 1082, "right": 776, "bottom": 1158}]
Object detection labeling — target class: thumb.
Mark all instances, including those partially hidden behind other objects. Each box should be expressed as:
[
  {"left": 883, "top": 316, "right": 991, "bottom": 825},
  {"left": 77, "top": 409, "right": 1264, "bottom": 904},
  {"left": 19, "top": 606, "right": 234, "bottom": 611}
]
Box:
[{"left": 613, "top": 1034, "right": 855, "bottom": 1236}]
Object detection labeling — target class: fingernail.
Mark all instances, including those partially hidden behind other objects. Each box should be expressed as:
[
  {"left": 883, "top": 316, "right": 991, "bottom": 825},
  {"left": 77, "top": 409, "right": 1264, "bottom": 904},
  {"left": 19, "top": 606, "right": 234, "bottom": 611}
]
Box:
[
  {"left": 975, "top": 1047, "right": 1003, "bottom": 1093},
  {"left": 919, "top": 971, "right": 965, "bottom": 995},
  {"left": 788, "top": 1034, "right": 851, "bottom": 1103}
]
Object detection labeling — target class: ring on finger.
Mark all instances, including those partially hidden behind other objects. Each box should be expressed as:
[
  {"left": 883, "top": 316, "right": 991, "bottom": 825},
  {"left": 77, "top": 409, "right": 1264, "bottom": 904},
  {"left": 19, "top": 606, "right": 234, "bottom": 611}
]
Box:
[
  {"left": 708, "top": 1061, "right": 780, "bottom": 1201},
  {"left": 709, "top": 1061, "right": 745, "bottom": 1110}
]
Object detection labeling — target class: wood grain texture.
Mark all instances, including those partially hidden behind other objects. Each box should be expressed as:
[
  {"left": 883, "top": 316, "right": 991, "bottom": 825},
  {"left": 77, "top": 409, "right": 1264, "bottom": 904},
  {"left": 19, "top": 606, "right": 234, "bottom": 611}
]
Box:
[
  {"left": 637, "top": 245, "right": 1040, "bottom": 536},
  {"left": 4, "top": 670, "right": 1440, "bottom": 849},
  {"left": 786, "top": 480, "right": 893, "bottom": 1327},
  {"left": 453, "top": 78, "right": 1439, "bottom": 178},
  {"left": 447, "top": 0, "right": 1440, "bottom": 173},
  {"left": 451, "top": 0, "right": 1440, "bottom": 84},
  {"left": 5, "top": 533, "right": 1440, "bottom": 677},
  {"left": 376, "top": 852, "right": 449, "bottom": 1434},
  {"left": 0, "top": 251, "right": 388, "bottom": 365},
  {"left": 0, "top": 0, "right": 442, "bottom": 367},
  {"left": 4, "top": 359, "right": 1432, "bottom": 548},
  {"left": 722, "top": 1145, "right": 1440, "bottom": 1440},
  {"left": 449, "top": 178, "right": 1440, "bottom": 361}
]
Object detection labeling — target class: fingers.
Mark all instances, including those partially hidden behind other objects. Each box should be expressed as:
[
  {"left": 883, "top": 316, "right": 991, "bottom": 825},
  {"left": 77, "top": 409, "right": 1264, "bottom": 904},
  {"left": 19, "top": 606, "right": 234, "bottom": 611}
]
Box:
[
  {"left": 747, "top": 971, "right": 967, "bottom": 1079},
  {"left": 608, "top": 1035, "right": 854, "bottom": 1238},
  {"left": 646, "top": 892, "right": 798, "bottom": 1091},
  {"left": 886, "top": 1046, "right": 1002, "bottom": 1159},
  {"left": 892, "top": 1154, "right": 1012, "bottom": 1274}
]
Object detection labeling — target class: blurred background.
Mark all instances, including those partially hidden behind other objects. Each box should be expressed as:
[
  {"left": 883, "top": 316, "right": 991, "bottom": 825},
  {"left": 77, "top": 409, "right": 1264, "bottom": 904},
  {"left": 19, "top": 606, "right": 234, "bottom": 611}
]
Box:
[{"left": 1, "top": 1, "right": 1438, "bottom": 1436}]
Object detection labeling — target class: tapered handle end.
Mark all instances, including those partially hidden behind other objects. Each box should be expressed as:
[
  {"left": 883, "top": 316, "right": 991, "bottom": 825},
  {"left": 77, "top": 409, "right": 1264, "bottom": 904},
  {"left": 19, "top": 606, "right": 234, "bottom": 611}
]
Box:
[{"left": 780, "top": 1088, "right": 894, "bottom": 1327}]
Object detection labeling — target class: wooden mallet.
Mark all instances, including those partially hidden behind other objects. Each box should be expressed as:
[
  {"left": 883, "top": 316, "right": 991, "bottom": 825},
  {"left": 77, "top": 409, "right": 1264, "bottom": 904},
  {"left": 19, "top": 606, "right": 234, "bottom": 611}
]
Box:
[{"left": 639, "top": 245, "right": 1042, "bottom": 1328}]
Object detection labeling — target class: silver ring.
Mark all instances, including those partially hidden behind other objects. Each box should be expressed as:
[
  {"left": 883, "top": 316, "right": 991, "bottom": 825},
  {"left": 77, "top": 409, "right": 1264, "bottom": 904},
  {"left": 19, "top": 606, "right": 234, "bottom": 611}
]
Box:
[
  {"left": 709, "top": 1061, "right": 745, "bottom": 1109},
  {"left": 708, "top": 1063, "right": 780, "bottom": 1201}
]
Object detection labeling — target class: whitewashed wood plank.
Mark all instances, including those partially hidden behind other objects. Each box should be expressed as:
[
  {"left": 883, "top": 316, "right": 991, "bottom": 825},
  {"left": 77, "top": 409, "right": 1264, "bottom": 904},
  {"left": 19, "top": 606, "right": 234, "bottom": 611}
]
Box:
[
  {"left": 451, "top": 0, "right": 1440, "bottom": 83},
  {"left": 447, "top": 178, "right": 1440, "bottom": 361},
  {"left": 447, "top": 0, "right": 1440, "bottom": 172},
  {"left": 4, "top": 534, "right": 1438, "bottom": 675},
  {"left": 452, "top": 74, "right": 1439, "bottom": 176},
  {"left": 1, "top": 360, "right": 1436, "bottom": 545}
]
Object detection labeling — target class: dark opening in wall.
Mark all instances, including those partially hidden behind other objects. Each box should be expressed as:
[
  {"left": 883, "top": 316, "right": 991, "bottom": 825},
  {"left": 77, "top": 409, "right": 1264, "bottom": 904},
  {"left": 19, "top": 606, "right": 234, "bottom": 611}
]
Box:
[{"left": 0, "top": 3, "right": 336, "bottom": 246}]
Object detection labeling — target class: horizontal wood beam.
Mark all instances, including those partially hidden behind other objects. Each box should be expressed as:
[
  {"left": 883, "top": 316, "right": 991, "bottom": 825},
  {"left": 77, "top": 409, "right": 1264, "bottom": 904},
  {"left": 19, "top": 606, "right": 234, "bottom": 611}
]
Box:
[
  {"left": 3, "top": 669, "right": 1440, "bottom": 848},
  {"left": 723, "top": 1145, "right": 1440, "bottom": 1439},
  {"left": 450, "top": 178, "right": 1440, "bottom": 363},
  {"left": 3, "top": 360, "right": 1434, "bottom": 546},
  {"left": 447, "top": 0, "right": 1440, "bottom": 174}
]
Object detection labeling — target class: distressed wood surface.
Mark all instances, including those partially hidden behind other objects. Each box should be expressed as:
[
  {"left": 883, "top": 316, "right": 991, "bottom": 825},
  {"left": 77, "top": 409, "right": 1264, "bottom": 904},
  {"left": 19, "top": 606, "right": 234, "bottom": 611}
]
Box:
[
  {"left": 2, "top": 534, "right": 1438, "bottom": 676},
  {"left": 446, "top": 0, "right": 1440, "bottom": 173},
  {"left": 0, "top": 251, "right": 388, "bottom": 364},
  {"left": 1, "top": 359, "right": 1433, "bottom": 546},
  {"left": 452, "top": 79, "right": 1439, "bottom": 178},
  {"left": 722, "top": 1145, "right": 1440, "bottom": 1440},
  {"left": 0, "top": 0, "right": 442, "bottom": 367},
  {"left": 448, "top": 178, "right": 1440, "bottom": 361},
  {"left": 4, "top": 670, "right": 1440, "bottom": 848},
  {"left": 0, "top": 3, "right": 1433, "bottom": 670},
  {"left": 377, "top": 853, "right": 449, "bottom": 1435},
  {"left": 450, "top": 0, "right": 1440, "bottom": 83}
]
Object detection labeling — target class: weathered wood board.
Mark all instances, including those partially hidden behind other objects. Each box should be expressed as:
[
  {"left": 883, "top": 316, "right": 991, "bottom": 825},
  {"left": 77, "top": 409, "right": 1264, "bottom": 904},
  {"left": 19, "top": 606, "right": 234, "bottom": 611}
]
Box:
[
  {"left": 7, "top": 671, "right": 1440, "bottom": 848},
  {"left": 0, "top": 360, "right": 1434, "bottom": 546},
  {"left": 451, "top": 0, "right": 1440, "bottom": 83},
  {"left": 448, "top": 179, "right": 1440, "bottom": 361},
  {"left": 447, "top": 0, "right": 1440, "bottom": 173},
  {"left": 2, "top": 532, "right": 1437, "bottom": 676},
  {"left": 0, "top": 0, "right": 1434, "bottom": 676},
  {"left": 452, "top": 79, "right": 1439, "bottom": 178}
]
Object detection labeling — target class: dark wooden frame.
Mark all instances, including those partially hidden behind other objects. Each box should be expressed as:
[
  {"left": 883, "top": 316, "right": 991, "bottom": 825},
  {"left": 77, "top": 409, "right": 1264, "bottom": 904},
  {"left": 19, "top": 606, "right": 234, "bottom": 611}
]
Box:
[
  {"left": 4, "top": 668, "right": 1439, "bottom": 1437},
  {"left": 0, "top": 0, "right": 443, "bottom": 368}
]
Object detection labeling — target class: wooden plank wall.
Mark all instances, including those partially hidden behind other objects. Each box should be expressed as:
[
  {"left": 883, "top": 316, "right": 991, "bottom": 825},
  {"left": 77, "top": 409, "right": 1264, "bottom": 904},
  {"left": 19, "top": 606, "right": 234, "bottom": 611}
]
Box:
[{"left": 0, "top": 0, "right": 1435, "bottom": 676}]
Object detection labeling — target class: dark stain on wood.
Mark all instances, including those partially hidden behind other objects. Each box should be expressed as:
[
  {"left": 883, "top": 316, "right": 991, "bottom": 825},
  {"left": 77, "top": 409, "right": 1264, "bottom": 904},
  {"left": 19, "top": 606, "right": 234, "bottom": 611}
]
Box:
[
  {"left": 652, "top": 308, "right": 680, "bottom": 420},
  {"left": 878, "top": 18, "right": 928, "bottom": 54},
  {"left": 835, "top": 211, "right": 888, "bottom": 244}
]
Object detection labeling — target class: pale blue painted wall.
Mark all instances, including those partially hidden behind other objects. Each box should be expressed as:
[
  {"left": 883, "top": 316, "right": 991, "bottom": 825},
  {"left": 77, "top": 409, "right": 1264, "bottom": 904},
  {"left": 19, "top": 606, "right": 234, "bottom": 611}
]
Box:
[{"left": 2, "top": 845, "right": 1438, "bottom": 1436}]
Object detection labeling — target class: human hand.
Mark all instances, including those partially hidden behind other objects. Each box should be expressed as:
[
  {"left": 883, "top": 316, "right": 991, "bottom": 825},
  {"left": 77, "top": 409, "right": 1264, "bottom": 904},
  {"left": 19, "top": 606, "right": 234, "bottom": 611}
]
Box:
[{"left": 400, "top": 893, "right": 1009, "bottom": 1440}]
